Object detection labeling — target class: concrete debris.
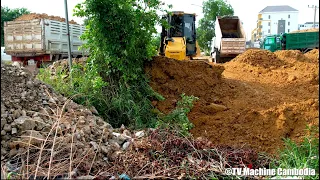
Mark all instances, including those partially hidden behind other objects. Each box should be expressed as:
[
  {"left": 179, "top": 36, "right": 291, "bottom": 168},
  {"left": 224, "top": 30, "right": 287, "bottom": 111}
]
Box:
[{"left": 0, "top": 63, "right": 140, "bottom": 175}]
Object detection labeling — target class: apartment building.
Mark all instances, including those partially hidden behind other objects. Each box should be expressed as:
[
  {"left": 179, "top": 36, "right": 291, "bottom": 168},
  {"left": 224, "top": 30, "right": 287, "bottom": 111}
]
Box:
[{"left": 251, "top": 5, "right": 299, "bottom": 42}]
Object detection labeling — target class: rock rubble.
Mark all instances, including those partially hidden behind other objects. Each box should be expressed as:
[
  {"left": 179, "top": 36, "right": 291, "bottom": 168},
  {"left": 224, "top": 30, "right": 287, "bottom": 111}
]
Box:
[{"left": 1, "top": 63, "right": 145, "bottom": 177}]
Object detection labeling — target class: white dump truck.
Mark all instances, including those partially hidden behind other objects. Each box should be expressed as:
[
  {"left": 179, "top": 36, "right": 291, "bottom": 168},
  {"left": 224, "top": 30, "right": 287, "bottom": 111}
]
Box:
[
  {"left": 211, "top": 16, "right": 246, "bottom": 63},
  {"left": 4, "top": 18, "right": 87, "bottom": 67}
]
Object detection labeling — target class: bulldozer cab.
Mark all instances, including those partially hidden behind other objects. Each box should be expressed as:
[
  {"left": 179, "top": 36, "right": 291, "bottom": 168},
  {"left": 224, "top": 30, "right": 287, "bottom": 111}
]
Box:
[{"left": 159, "top": 12, "right": 197, "bottom": 57}]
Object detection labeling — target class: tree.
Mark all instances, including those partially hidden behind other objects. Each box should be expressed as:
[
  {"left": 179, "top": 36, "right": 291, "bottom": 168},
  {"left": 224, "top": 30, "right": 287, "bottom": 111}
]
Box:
[
  {"left": 73, "top": 0, "right": 168, "bottom": 127},
  {"left": 197, "top": 0, "right": 234, "bottom": 54},
  {"left": 1, "top": 6, "right": 30, "bottom": 46}
]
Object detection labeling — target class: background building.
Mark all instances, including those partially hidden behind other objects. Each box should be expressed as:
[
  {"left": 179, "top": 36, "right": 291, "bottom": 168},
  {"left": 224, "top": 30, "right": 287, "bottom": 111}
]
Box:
[
  {"left": 298, "top": 22, "right": 319, "bottom": 30},
  {"left": 251, "top": 5, "right": 299, "bottom": 42}
]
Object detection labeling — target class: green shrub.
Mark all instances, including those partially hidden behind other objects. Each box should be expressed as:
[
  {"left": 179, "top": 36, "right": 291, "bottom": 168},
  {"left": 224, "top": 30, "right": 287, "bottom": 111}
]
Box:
[
  {"left": 156, "top": 93, "right": 199, "bottom": 135},
  {"left": 38, "top": 0, "right": 173, "bottom": 128}
]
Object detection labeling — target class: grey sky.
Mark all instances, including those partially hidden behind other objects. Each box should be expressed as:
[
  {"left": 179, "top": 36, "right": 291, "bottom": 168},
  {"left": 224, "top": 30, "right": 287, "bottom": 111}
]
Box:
[{"left": 2, "top": 0, "right": 319, "bottom": 40}]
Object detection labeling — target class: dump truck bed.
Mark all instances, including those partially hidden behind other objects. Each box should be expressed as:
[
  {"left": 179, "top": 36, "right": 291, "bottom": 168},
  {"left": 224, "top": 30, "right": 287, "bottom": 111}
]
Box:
[
  {"left": 284, "top": 31, "right": 319, "bottom": 50},
  {"left": 215, "top": 16, "right": 246, "bottom": 57},
  {"left": 4, "top": 19, "right": 86, "bottom": 56}
]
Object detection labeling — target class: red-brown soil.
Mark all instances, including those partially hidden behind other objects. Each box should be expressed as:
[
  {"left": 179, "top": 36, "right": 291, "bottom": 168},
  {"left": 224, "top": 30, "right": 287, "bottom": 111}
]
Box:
[{"left": 146, "top": 49, "right": 319, "bottom": 154}]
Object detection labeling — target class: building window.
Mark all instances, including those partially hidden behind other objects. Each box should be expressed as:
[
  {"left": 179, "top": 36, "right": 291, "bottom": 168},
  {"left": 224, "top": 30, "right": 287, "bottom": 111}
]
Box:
[
  {"left": 268, "top": 29, "right": 270, "bottom": 33},
  {"left": 288, "top": 29, "right": 290, "bottom": 32},
  {"left": 288, "top": 22, "right": 290, "bottom": 26},
  {"left": 268, "top": 15, "right": 271, "bottom": 19},
  {"left": 288, "top": 14, "right": 290, "bottom": 18},
  {"left": 259, "top": 25, "right": 263, "bottom": 28},
  {"left": 268, "top": 22, "right": 271, "bottom": 26}
]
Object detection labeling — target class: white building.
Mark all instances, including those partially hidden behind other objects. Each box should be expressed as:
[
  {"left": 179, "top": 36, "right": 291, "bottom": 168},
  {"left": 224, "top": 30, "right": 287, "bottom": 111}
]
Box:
[
  {"left": 251, "top": 5, "right": 299, "bottom": 42},
  {"left": 298, "top": 22, "right": 319, "bottom": 30}
]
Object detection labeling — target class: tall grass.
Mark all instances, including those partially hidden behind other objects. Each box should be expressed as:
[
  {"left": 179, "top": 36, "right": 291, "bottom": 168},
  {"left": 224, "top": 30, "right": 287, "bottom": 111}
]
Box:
[{"left": 271, "top": 126, "right": 319, "bottom": 179}]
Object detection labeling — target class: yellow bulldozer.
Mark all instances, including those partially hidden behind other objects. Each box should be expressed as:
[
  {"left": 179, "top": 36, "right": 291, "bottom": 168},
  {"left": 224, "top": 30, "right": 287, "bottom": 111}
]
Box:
[{"left": 158, "top": 11, "right": 208, "bottom": 61}]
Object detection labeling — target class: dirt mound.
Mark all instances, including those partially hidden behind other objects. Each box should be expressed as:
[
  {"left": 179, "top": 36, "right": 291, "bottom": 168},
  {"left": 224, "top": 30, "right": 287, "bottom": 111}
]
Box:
[
  {"left": 146, "top": 56, "right": 319, "bottom": 154},
  {"left": 232, "top": 49, "right": 285, "bottom": 68},
  {"left": 190, "top": 99, "right": 318, "bottom": 153},
  {"left": 145, "top": 56, "right": 226, "bottom": 113},
  {"left": 14, "top": 13, "right": 78, "bottom": 24},
  {"left": 290, "top": 28, "right": 319, "bottom": 33},
  {"left": 305, "top": 49, "right": 319, "bottom": 63},
  {"left": 274, "top": 50, "right": 307, "bottom": 62}
]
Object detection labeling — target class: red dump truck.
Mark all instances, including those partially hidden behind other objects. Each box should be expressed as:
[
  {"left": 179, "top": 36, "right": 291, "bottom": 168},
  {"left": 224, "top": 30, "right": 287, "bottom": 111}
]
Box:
[
  {"left": 211, "top": 16, "right": 246, "bottom": 63},
  {"left": 4, "top": 18, "right": 87, "bottom": 67}
]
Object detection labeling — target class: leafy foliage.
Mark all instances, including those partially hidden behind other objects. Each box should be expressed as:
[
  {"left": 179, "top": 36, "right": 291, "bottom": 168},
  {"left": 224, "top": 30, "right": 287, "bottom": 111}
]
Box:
[
  {"left": 196, "top": 0, "right": 234, "bottom": 54},
  {"left": 150, "top": 34, "right": 161, "bottom": 55},
  {"left": 156, "top": 93, "right": 199, "bottom": 135},
  {"left": 50, "top": 0, "right": 171, "bottom": 128},
  {"left": 1, "top": 6, "right": 30, "bottom": 46}
]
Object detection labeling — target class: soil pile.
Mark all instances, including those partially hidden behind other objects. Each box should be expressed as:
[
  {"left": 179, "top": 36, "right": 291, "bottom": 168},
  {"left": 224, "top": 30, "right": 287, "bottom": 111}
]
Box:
[
  {"left": 290, "top": 28, "right": 319, "bottom": 33},
  {"left": 0, "top": 63, "right": 135, "bottom": 178},
  {"left": 147, "top": 55, "right": 319, "bottom": 154},
  {"left": 145, "top": 56, "right": 226, "bottom": 113},
  {"left": 274, "top": 50, "right": 308, "bottom": 62},
  {"left": 14, "top": 13, "right": 78, "bottom": 24},
  {"left": 232, "top": 49, "right": 285, "bottom": 68},
  {"left": 305, "top": 49, "right": 319, "bottom": 63}
]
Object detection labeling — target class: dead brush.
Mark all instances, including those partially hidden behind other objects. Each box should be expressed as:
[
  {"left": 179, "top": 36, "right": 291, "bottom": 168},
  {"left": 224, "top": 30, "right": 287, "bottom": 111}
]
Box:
[
  {"left": 100, "top": 128, "right": 272, "bottom": 179},
  {"left": 1, "top": 91, "right": 272, "bottom": 179}
]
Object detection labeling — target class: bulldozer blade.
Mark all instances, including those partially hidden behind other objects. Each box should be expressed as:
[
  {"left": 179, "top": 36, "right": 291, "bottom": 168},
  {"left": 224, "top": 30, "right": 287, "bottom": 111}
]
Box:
[{"left": 191, "top": 56, "right": 212, "bottom": 63}]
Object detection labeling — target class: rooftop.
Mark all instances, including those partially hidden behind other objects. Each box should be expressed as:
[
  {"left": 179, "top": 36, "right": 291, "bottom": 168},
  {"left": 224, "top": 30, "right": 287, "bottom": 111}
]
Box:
[
  {"left": 259, "top": 5, "right": 298, "bottom": 13},
  {"left": 305, "top": 22, "right": 319, "bottom": 24}
]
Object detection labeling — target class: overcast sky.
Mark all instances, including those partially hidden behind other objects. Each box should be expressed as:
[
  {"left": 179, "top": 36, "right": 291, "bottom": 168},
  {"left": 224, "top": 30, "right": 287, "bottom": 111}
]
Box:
[{"left": 2, "top": 0, "right": 319, "bottom": 40}]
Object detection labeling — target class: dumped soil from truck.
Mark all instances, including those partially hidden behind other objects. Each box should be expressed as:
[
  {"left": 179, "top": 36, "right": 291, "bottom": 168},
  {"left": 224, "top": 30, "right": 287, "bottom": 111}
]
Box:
[
  {"left": 145, "top": 56, "right": 225, "bottom": 113},
  {"left": 147, "top": 51, "right": 319, "bottom": 154},
  {"left": 232, "top": 49, "right": 285, "bottom": 68},
  {"left": 305, "top": 49, "right": 319, "bottom": 62},
  {"left": 274, "top": 50, "right": 308, "bottom": 62},
  {"left": 290, "top": 28, "right": 319, "bottom": 33},
  {"left": 14, "top": 13, "right": 78, "bottom": 24}
]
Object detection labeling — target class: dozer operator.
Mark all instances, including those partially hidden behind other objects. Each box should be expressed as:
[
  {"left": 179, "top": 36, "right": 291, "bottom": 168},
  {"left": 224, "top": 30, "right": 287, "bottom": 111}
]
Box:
[{"left": 159, "top": 11, "right": 203, "bottom": 61}]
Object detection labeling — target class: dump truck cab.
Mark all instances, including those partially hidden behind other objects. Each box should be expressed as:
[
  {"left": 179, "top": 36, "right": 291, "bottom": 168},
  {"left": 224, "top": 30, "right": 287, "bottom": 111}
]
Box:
[
  {"left": 261, "top": 35, "right": 282, "bottom": 52},
  {"left": 159, "top": 11, "right": 200, "bottom": 60}
]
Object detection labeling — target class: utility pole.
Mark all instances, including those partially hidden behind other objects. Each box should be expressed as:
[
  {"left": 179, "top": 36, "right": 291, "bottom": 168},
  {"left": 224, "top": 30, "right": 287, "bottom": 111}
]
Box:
[
  {"left": 308, "top": 5, "right": 319, "bottom": 28},
  {"left": 64, "top": 0, "right": 72, "bottom": 73}
]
